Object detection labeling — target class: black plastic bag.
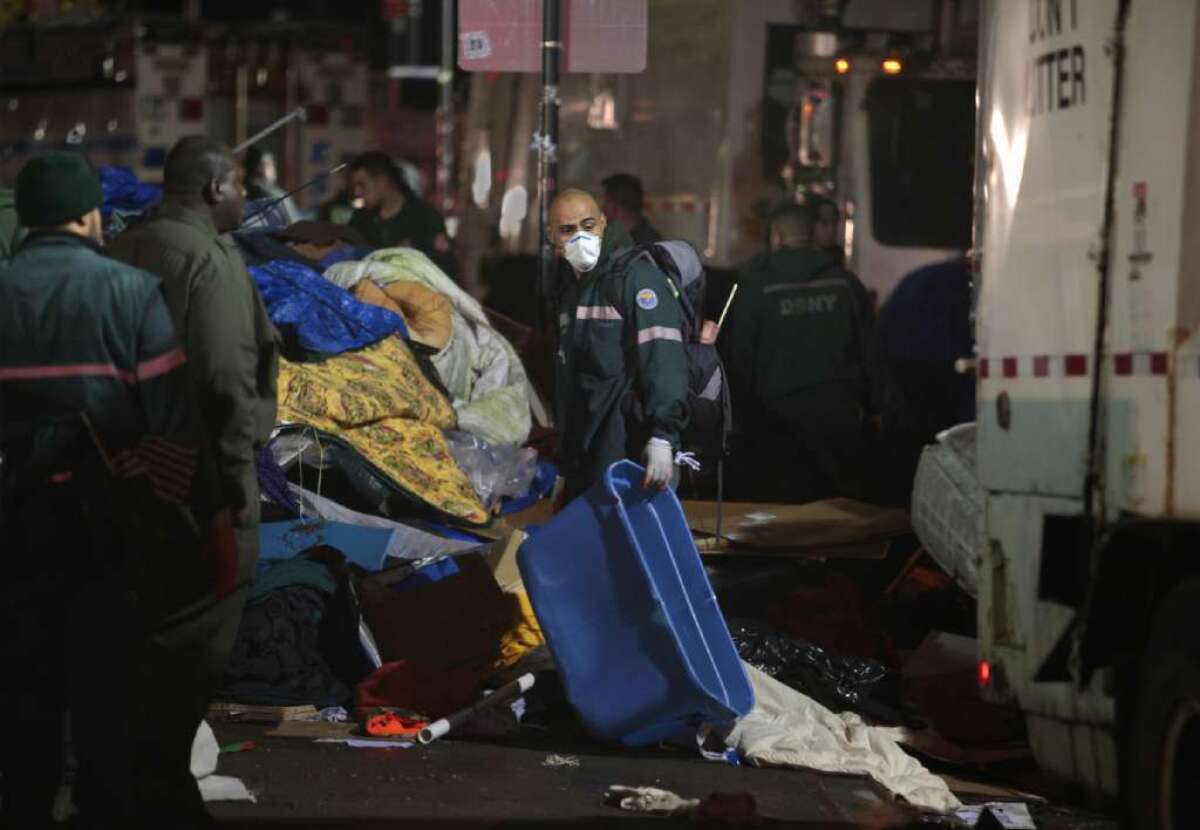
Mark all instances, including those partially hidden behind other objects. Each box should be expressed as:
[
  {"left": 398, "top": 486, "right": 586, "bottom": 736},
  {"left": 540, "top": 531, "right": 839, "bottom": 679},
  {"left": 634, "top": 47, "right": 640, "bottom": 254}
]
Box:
[{"left": 728, "top": 618, "right": 886, "bottom": 711}]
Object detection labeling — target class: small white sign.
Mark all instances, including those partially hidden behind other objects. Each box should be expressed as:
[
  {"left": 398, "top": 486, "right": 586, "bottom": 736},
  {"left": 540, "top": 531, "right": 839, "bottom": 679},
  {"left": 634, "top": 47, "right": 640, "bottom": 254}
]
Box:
[{"left": 460, "top": 31, "right": 492, "bottom": 60}]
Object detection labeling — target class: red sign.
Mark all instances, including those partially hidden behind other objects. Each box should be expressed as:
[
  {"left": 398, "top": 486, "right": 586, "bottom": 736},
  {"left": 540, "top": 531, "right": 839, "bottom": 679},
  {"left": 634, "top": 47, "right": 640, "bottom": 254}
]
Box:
[
  {"left": 382, "top": 0, "right": 410, "bottom": 21},
  {"left": 457, "top": 0, "right": 647, "bottom": 74}
]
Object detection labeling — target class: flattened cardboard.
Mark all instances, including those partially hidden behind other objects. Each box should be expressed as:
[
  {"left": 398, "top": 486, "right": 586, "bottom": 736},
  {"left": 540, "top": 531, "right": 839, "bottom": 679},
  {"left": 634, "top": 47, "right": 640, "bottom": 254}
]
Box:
[{"left": 684, "top": 498, "right": 910, "bottom": 551}]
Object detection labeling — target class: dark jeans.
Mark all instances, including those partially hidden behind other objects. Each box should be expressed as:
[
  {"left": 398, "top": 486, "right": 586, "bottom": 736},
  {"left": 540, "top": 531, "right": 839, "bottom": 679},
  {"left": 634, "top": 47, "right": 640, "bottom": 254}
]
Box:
[
  {"left": 0, "top": 478, "right": 140, "bottom": 828},
  {"left": 0, "top": 477, "right": 246, "bottom": 828},
  {"left": 730, "top": 389, "right": 868, "bottom": 504}
]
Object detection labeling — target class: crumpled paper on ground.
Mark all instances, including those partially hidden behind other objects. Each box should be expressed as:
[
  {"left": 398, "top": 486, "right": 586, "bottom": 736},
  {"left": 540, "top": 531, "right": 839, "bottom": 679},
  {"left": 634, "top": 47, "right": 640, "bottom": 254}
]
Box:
[
  {"left": 722, "top": 662, "right": 961, "bottom": 813},
  {"left": 605, "top": 785, "right": 699, "bottom": 815},
  {"left": 191, "top": 721, "right": 256, "bottom": 803}
]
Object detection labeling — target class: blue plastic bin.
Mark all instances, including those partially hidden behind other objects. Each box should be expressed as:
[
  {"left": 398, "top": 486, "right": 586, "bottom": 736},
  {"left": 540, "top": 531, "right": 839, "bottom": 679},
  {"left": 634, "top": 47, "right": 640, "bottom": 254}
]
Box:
[{"left": 518, "top": 460, "right": 754, "bottom": 745}]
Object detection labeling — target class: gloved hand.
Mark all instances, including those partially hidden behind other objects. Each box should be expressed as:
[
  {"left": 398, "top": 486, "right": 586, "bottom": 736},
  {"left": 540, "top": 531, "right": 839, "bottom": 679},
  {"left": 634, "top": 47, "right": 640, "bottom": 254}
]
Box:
[{"left": 642, "top": 437, "right": 674, "bottom": 490}]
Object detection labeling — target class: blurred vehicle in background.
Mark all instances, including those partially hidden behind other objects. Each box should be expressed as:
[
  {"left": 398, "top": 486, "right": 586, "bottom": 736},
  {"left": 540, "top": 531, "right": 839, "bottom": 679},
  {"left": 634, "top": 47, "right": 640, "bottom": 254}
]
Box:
[{"left": 459, "top": 0, "right": 978, "bottom": 315}]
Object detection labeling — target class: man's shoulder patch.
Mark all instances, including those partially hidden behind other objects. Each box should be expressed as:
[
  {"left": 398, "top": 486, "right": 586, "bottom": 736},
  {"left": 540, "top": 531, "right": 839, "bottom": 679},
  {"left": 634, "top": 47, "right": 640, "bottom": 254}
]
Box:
[{"left": 636, "top": 287, "right": 658, "bottom": 310}]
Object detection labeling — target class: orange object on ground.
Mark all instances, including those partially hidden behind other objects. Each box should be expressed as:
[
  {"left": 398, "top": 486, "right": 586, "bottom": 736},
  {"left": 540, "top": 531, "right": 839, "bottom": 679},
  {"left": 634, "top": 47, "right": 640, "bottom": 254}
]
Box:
[{"left": 366, "top": 709, "right": 428, "bottom": 738}]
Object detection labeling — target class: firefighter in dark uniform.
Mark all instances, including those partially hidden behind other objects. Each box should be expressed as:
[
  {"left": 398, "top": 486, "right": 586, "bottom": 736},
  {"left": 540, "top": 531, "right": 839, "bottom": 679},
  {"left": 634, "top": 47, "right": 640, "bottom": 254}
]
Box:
[
  {"left": 0, "top": 153, "right": 234, "bottom": 826},
  {"left": 727, "top": 202, "right": 878, "bottom": 503},
  {"left": 550, "top": 188, "right": 689, "bottom": 502}
]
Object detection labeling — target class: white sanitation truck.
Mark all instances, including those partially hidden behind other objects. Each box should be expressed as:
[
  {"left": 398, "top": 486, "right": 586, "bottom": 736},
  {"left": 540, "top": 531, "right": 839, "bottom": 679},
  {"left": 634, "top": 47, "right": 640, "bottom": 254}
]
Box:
[{"left": 972, "top": 0, "right": 1200, "bottom": 824}]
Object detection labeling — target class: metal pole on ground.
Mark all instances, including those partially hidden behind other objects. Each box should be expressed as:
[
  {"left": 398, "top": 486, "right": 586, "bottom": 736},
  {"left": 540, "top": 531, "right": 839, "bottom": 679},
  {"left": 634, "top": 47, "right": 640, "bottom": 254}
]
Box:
[{"left": 536, "top": 0, "right": 561, "bottom": 333}]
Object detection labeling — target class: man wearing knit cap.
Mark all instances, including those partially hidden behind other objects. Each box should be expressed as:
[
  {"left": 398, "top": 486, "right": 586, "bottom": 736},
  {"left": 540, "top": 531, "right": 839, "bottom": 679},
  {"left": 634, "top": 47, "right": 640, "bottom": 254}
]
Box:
[{"left": 0, "top": 153, "right": 232, "bottom": 825}]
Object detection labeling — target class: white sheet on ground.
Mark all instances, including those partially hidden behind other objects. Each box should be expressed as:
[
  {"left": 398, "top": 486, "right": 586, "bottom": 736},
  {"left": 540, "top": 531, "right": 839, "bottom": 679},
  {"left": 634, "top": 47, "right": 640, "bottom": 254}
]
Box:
[
  {"left": 191, "top": 720, "right": 256, "bottom": 803},
  {"left": 723, "top": 662, "right": 961, "bottom": 813}
]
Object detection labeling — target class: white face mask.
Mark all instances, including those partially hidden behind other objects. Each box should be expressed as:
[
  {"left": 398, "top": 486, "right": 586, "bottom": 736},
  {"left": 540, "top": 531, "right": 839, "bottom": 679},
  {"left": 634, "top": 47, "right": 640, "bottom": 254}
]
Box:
[{"left": 563, "top": 231, "right": 602, "bottom": 273}]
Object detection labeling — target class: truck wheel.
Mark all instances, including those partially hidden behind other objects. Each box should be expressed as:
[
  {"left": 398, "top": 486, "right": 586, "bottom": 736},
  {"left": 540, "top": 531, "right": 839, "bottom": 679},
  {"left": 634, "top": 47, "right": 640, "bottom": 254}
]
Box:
[{"left": 1126, "top": 577, "right": 1200, "bottom": 830}]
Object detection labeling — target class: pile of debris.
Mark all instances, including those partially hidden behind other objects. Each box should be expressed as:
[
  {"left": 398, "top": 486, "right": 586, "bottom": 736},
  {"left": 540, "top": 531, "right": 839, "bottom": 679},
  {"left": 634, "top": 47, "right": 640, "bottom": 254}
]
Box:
[{"left": 89, "top": 170, "right": 1040, "bottom": 825}]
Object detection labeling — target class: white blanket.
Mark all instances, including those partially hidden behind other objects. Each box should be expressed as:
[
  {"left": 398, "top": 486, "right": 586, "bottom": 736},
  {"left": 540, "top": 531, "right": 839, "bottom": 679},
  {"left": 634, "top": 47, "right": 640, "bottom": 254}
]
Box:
[{"left": 724, "top": 663, "right": 960, "bottom": 813}]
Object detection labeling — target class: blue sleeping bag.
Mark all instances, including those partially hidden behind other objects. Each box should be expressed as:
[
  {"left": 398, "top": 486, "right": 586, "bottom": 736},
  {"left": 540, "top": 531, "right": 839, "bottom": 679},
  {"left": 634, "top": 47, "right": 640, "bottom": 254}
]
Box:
[{"left": 250, "top": 259, "right": 409, "bottom": 355}]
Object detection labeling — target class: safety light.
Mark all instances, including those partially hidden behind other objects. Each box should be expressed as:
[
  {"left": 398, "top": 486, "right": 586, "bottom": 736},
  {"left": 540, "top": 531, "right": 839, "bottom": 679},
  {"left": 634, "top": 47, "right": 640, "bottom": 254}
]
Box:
[
  {"left": 978, "top": 660, "right": 992, "bottom": 688},
  {"left": 882, "top": 58, "right": 903, "bottom": 75},
  {"left": 834, "top": 58, "right": 850, "bottom": 75}
]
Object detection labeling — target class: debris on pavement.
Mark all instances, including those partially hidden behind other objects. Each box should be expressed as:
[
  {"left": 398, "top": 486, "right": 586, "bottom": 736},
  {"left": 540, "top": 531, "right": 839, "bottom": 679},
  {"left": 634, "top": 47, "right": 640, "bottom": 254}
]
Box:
[
  {"left": 605, "top": 786, "right": 760, "bottom": 824},
  {"left": 208, "top": 703, "right": 319, "bottom": 724},
  {"left": 541, "top": 754, "right": 580, "bottom": 768},
  {"left": 724, "top": 663, "right": 961, "bottom": 812},
  {"left": 418, "top": 672, "right": 536, "bottom": 744},
  {"left": 267, "top": 720, "right": 357, "bottom": 740},
  {"left": 192, "top": 721, "right": 256, "bottom": 803},
  {"left": 316, "top": 737, "right": 415, "bottom": 750},
  {"left": 955, "top": 802, "right": 1036, "bottom": 829},
  {"left": 365, "top": 708, "right": 428, "bottom": 739},
  {"left": 729, "top": 617, "right": 887, "bottom": 711},
  {"left": 605, "top": 785, "right": 700, "bottom": 816}
]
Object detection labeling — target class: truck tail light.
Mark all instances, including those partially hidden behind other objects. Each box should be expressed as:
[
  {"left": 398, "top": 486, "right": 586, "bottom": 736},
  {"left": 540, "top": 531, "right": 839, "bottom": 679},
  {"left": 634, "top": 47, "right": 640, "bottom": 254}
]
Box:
[{"left": 978, "top": 660, "right": 993, "bottom": 688}]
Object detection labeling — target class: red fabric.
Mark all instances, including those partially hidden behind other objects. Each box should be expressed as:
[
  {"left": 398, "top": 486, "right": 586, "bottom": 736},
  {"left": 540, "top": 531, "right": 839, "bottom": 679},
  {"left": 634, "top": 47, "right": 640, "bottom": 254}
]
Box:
[
  {"left": 356, "top": 661, "right": 482, "bottom": 720},
  {"left": 208, "top": 508, "right": 239, "bottom": 599}
]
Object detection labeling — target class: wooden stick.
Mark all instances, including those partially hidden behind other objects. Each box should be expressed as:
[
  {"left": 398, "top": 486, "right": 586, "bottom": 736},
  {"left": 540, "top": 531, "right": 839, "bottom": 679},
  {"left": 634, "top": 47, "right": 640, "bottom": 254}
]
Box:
[{"left": 716, "top": 283, "right": 740, "bottom": 331}]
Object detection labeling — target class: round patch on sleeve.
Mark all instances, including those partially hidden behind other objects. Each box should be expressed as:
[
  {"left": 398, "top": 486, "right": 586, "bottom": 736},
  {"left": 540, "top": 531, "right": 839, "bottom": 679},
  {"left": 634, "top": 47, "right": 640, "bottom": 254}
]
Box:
[{"left": 636, "top": 288, "right": 659, "bottom": 310}]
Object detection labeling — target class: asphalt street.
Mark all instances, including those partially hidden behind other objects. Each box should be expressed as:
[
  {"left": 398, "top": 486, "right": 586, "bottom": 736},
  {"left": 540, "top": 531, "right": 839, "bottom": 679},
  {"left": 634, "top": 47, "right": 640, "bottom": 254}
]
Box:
[{"left": 208, "top": 722, "right": 1118, "bottom": 829}]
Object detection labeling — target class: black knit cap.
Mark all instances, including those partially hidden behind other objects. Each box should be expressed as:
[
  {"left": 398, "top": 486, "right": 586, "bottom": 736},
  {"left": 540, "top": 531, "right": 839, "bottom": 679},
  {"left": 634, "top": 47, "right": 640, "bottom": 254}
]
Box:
[{"left": 15, "top": 153, "right": 104, "bottom": 227}]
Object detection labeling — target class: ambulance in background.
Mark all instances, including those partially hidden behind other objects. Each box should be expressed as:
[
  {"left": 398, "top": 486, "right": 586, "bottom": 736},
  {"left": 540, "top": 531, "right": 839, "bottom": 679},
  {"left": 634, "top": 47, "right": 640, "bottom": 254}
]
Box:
[{"left": 974, "top": 0, "right": 1200, "bottom": 823}]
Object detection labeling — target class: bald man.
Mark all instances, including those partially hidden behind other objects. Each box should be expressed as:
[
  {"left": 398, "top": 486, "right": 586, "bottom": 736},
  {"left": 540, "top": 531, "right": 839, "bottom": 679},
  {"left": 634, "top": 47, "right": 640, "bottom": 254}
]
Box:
[
  {"left": 108, "top": 136, "right": 279, "bottom": 820},
  {"left": 550, "top": 188, "right": 688, "bottom": 501}
]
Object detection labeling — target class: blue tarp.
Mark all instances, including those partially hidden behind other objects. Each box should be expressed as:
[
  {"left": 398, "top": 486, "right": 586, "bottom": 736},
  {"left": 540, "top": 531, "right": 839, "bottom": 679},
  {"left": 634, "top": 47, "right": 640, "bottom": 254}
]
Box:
[
  {"left": 99, "top": 166, "right": 161, "bottom": 218},
  {"left": 260, "top": 519, "right": 396, "bottom": 571},
  {"left": 249, "top": 259, "right": 408, "bottom": 355}
]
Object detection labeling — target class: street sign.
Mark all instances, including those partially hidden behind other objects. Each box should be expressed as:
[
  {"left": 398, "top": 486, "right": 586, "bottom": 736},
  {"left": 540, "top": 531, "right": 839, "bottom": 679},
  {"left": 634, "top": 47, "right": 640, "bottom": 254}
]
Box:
[{"left": 457, "top": 0, "right": 647, "bottom": 74}]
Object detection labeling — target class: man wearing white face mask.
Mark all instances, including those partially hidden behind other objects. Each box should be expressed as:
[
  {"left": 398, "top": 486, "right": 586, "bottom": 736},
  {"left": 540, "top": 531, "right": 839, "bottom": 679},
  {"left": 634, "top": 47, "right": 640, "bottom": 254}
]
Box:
[{"left": 550, "top": 189, "right": 689, "bottom": 503}]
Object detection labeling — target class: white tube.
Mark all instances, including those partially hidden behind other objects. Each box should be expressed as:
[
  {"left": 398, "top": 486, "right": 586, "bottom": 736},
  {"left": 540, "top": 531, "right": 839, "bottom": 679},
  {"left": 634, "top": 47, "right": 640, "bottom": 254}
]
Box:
[{"left": 418, "top": 719, "right": 450, "bottom": 744}]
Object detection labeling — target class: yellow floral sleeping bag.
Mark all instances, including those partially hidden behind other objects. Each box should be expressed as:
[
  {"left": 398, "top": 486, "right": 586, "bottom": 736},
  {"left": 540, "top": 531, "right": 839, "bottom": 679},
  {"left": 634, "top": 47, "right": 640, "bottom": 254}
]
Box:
[{"left": 276, "top": 336, "right": 490, "bottom": 525}]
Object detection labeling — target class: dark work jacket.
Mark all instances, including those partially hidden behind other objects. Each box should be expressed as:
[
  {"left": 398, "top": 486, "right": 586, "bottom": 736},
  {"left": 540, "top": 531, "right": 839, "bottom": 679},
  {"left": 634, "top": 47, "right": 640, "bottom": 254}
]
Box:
[
  {"left": 554, "top": 221, "right": 689, "bottom": 496},
  {"left": 728, "top": 246, "right": 879, "bottom": 420},
  {"left": 349, "top": 196, "right": 458, "bottom": 276},
  {"left": 0, "top": 231, "right": 229, "bottom": 617},
  {"left": 108, "top": 202, "right": 280, "bottom": 582},
  {"left": 629, "top": 217, "right": 662, "bottom": 246}
]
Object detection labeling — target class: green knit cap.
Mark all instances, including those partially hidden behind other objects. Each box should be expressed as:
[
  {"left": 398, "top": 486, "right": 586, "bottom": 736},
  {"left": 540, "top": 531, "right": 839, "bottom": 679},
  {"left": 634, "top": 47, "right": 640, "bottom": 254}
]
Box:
[{"left": 15, "top": 153, "right": 104, "bottom": 227}]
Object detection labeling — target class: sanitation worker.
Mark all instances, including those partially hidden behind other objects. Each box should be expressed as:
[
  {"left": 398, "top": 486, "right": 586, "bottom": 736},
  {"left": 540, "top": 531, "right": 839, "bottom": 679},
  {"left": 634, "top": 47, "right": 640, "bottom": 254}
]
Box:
[
  {"left": 0, "top": 152, "right": 234, "bottom": 826},
  {"left": 550, "top": 188, "right": 689, "bottom": 503},
  {"left": 726, "top": 201, "right": 878, "bottom": 502}
]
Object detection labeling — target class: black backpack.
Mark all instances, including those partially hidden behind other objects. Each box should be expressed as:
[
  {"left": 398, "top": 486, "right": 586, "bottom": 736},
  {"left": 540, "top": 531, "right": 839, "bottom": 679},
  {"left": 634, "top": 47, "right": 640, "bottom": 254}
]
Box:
[{"left": 609, "top": 241, "right": 733, "bottom": 470}]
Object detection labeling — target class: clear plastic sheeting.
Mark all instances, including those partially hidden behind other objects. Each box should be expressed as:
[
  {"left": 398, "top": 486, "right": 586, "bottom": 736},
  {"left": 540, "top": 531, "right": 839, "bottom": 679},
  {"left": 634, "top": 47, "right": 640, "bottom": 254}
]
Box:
[
  {"left": 728, "top": 619, "right": 886, "bottom": 712},
  {"left": 446, "top": 430, "right": 537, "bottom": 511},
  {"left": 910, "top": 423, "right": 981, "bottom": 597}
]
